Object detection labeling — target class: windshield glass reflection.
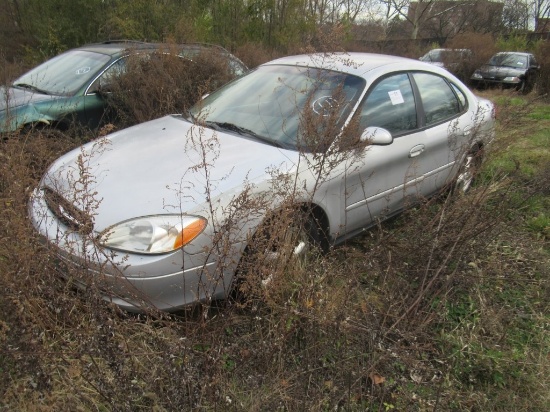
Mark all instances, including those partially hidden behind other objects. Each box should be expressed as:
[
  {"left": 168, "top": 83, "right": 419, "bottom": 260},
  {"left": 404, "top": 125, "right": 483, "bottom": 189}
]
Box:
[
  {"left": 14, "top": 50, "right": 111, "bottom": 96},
  {"left": 189, "top": 65, "right": 365, "bottom": 151}
]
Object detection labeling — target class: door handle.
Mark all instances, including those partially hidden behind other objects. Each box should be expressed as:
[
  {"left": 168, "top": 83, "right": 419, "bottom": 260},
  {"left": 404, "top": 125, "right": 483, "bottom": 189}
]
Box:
[{"left": 409, "top": 144, "right": 425, "bottom": 158}]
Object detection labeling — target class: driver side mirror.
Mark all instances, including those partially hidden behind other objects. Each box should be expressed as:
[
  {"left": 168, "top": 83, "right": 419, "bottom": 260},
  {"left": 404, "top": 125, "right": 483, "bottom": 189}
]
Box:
[{"left": 360, "top": 127, "right": 393, "bottom": 145}]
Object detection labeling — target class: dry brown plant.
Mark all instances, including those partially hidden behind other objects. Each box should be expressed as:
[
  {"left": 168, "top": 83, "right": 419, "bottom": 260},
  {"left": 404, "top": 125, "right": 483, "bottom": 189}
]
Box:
[
  {"left": 105, "top": 45, "right": 238, "bottom": 129},
  {"left": 1, "top": 44, "right": 549, "bottom": 411}
]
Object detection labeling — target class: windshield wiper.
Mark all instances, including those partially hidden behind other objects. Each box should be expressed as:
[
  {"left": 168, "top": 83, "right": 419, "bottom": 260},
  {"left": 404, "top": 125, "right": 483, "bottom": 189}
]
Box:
[
  {"left": 205, "top": 121, "right": 285, "bottom": 149},
  {"left": 13, "top": 83, "right": 50, "bottom": 95}
]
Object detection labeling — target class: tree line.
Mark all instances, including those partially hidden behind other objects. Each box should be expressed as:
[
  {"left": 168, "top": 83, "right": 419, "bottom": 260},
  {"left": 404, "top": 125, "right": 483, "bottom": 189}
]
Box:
[{"left": 1, "top": 0, "right": 549, "bottom": 61}]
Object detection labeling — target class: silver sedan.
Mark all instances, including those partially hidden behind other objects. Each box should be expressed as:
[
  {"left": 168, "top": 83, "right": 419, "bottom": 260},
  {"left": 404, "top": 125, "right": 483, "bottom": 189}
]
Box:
[{"left": 29, "top": 52, "right": 495, "bottom": 312}]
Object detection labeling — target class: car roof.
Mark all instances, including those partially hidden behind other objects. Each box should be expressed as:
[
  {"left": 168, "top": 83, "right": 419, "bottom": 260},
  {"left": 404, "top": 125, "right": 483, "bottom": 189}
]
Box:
[
  {"left": 70, "top": 40, "right": 236, "bottom": 58},
  {"left": 495, "top": 51, "right": 533, "bottom": 56},
  {"left": 71, "top": 41, "right": 158, "bottom": 56},
  {"left": 431, "top": 48, "right": 470, "bottom": 52},
  {"left": 424, "top": 48, "right": 471, "bottom": 56},
  {"left": 262, "top": 52, "right": 445, "bottom": 78}
]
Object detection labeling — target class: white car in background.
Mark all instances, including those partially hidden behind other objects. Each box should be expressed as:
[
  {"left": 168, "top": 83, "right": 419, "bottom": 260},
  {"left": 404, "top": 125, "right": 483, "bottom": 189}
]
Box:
[
  {"left": 420, "top": 48, "right": 473, "bottom": 75},
  {"left": 29, "top": 52, "right": 495, "bottom": 312}
]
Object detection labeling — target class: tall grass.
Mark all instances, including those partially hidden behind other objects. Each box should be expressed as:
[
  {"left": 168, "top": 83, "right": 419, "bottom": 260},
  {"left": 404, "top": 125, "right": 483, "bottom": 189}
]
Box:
[{"left": 1, "top": 55, "right": 549, "bottom": 411}]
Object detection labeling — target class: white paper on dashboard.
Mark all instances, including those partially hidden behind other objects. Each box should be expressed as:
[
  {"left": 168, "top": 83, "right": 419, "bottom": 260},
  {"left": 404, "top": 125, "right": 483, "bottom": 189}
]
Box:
[{"left": 388, "top": 90, "right": 404, "bottom": 105}]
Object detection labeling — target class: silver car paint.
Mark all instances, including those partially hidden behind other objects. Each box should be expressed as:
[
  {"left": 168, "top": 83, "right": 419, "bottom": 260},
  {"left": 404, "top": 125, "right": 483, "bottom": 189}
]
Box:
[{"left": 29, "top": 53, "right": 495, "bottom": 312}]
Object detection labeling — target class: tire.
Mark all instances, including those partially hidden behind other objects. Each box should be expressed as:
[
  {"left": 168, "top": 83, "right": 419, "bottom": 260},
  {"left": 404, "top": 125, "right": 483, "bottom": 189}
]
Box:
[
  {"left": 522, "top": 74, "right": 536, "bottom": 94},
  {"left": 232, "top": 208, "right": 327, "bottom": 301},
  {"left": 274, "top": 210, "right": 324, "bottom": 252},
  {"left": 516, "top": 74, "right": 536, "bottom": 94},
  {"left": 516, "top": 80, "right": 525, "bottom": 93},
  {"left": 453, "top": 148, "right": 483, "bottom": 194},
  {"left": 20, "top": 123, "right": 64, "bottom": 138}
]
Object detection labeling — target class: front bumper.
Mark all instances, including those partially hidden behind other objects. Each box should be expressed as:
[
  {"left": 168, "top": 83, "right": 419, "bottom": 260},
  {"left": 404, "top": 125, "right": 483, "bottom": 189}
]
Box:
[
  {"left": 29, "top": 189, "right": 240, "bottom": 312},
  {"left": 53, "top": 250, "right": 225, "bottom": 312},
  {"left": 471, "top": 75, "right": 522, "bottom": 87}
]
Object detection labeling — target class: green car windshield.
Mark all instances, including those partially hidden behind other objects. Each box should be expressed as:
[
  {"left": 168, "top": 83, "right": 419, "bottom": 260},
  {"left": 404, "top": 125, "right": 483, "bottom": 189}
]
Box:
[
  {"left": 189, "top": 65, "right": 365, "bottom": 151},
  {"left": 13, "top": 50, "right": 111, "bottom": 96}
]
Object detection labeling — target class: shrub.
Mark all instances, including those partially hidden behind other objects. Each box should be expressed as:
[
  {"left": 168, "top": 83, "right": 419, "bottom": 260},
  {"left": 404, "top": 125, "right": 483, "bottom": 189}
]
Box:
[
  {"left": 1, "top": 41, "right": 549, "bottom": 410},
  {"left": 234, "top": 42, "right": 275, "bottom": 68},
  {"left": 446, "top": 33, "right": 497, "bottom": 86},
  {"left": 534, "top": 41, "right": 550, "bottom": 98},
  {"left": 495, "top": 34, "right": 530, "bottom": 52},
  {"left": 105, "top": 46, "right": 238, "bottom": 128}
]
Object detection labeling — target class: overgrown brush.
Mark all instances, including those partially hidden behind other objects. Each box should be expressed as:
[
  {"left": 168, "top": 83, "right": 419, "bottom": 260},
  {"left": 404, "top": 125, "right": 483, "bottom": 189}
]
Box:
[
  {"left": 1, "top": 78, "right": 549, "bottom": 411},
  {"left": 234, "top": 42, "right": 276, "bottom": 68},
  {"left": 105, "top": 46, "right": 239, "bottom": 129},
  {"left": 445, "top": 33, "right": 497, "bottom": 85},
  {"left": 534, "top": 41, "right": 550, "bottom": 98}
]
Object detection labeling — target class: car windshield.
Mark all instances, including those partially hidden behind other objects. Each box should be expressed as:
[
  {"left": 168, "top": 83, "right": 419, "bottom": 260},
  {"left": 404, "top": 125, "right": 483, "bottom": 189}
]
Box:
[
  {"left": 13, "top": 50, "right": 111, "bottom": 96},
  {"left": 188, "top": 65, "right": 365, "bottom": 151},
  {"left": 488, "top": 53, "right": 528, "bottom": 69}
]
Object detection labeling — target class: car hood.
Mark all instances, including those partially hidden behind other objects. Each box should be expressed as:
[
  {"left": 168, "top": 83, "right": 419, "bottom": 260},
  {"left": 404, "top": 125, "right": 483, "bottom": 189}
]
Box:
[
  {"left": 0, "top": 86, "right": 59, "bottom": 112},
  {"left": 40, "top": 115, "right": 299, "bottom": 232},
  {"left": 478, "top": 65, "right": 526, "bottom": 77}
]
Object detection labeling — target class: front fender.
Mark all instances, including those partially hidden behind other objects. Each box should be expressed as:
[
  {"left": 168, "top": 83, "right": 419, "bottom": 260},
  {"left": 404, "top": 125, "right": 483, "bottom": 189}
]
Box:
[{"left": 1, "top": 103, "right": 54, "bottom": 133}]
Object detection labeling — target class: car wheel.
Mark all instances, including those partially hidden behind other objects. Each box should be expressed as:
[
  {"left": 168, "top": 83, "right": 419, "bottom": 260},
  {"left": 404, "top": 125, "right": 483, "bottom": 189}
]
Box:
[
  {"left": 20, "top": 123, "right": 64, "bottom": 138},
  {"left": 19, "top": 123, "right": 42, "bottom": 136},
  {"left": 515, "top": 79, "right": 526, "bottom": 93},
  {"left": 454, "top": 147, "right": 483, "bottom": 194},
  {"left": 522, "top": 75, "right": 536, "bottom": 94},
  {"left": 269, "top": 211, "right": 326, "bottom": 268},
  {"left": 232, "top": 208, "right": 327, "bottom": 301}
]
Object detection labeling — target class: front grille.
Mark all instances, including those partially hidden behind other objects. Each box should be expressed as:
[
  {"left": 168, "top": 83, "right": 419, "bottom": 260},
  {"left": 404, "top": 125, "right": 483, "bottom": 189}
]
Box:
[
  {"left": 43, "top": 187, "right": 94, "bottom": 234},
  {"left": 484, "top": 75, "right": 506, "bottom": 81}
]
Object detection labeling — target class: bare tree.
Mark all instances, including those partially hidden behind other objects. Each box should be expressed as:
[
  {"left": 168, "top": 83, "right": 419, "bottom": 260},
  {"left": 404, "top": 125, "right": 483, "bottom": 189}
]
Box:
[
  {"left": 533, "top": 0, "right": 550, "bottom": 31},
  {"left": 381, "top": 0, "right": 475, "bottom": 39},
  {"left": 306, "top": 0, "right": 376, "bottom": 24},
  {"left": 379, "top": 0, "right": 506, "bottom": 39},
  {"left": 502, "top": 0, "right": 531, "bottom": 32},
  {"left": 422, "top": 0, "right": 504, "bottom": 38}
]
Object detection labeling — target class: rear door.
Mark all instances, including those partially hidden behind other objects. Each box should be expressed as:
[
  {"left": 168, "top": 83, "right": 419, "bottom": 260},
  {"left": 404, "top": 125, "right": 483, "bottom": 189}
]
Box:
[
  {"left": 343, "top": 71, "right": 469, "bottom": 233},
  {"left": 409, "top": 72, "right": 470, "bottom": 196}
]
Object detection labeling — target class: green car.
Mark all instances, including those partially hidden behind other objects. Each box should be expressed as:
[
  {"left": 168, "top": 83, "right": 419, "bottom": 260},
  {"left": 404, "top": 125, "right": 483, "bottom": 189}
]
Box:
[{"left": 0, "top": 41, "right": 247, "bottom": 133}]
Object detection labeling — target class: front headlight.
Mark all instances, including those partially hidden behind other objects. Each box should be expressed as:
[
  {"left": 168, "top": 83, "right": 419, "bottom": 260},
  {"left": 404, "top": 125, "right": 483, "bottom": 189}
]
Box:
[
  {"left": 503, "top": 76, "right": 520, "bottom": 82},
  {"left": 98, "top": 214, "right": 207, "bottom": 254},
  {"left": 471, "top": 72, "right": 483, "bottom": 79}
]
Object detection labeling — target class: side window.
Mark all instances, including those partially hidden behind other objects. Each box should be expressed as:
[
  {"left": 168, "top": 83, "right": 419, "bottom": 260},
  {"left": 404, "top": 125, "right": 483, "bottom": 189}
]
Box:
[
  {"left": 358, "top": 73, "right": 417, "bottom": 136},
  {"left": 88, "top": 58, "right": 127, "bottom": 93},
  {"left": 101, "top": 58, "right": 127, "bottom": 84},
  {"left": 450, "top": 83, "right": 467, "bottom": 109},
  {"left": 229, "top": 57, "right": 247, "bottom": 76},
  {"left": 413, "top": 72, "right": 461, "bottom": 126}
]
